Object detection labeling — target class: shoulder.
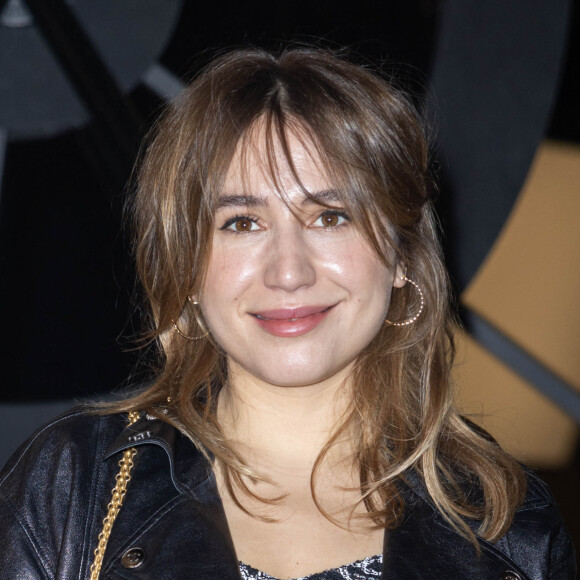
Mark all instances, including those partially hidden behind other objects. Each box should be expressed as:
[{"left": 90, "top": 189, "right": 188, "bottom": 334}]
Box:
[
  {"left": 0, "top": 408, "right": 130, "bottom": 578},
  {"left": 0, "top": 408, "right": 131, "bottom": 521},
  {"left": 402, "top": 467, "right": 576, "bottom": 579},
  {"left": 494, "top": 469, "right": 577, "bottom": 579},
  {"left": 0, "top": 408, "right": 126, "bottom": 491}
]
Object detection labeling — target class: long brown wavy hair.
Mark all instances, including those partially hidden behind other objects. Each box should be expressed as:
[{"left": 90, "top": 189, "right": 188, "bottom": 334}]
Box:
[{"left": 108, "top": 46, "right": 525, "bottom": 545}]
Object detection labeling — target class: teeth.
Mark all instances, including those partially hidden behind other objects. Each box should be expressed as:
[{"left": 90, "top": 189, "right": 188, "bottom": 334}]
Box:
[
  {"left": 254, "top": 310, "right": 330, "bottom": 321},
  {"left": 255, "top": 315, "right": 301, "bottom": 321},
  {"left": 256, "top": 314, "right": 298, "bottom": 321}
]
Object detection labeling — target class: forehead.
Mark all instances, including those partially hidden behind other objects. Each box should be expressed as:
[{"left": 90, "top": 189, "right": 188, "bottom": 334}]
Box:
[{"left": 220, "top": 124, "right": 331, "bottom": 198}]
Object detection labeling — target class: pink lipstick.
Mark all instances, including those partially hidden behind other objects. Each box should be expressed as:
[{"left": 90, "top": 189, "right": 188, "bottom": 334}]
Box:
[{"left": 251, "top": 305, "right": 335, "bottom": 337}]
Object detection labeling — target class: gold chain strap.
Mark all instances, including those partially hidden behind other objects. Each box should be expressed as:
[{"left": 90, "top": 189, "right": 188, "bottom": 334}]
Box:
[{"left": 89, "top": 411, "right": 141, "bottom": 580}]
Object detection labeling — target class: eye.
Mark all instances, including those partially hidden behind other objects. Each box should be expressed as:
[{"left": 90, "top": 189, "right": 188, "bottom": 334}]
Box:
[
  {"left": 313, "top": 210, "right": 349, "bottom": 228},
  {"left": 219, "top": 215, "right": 260, "bottom": 232}
]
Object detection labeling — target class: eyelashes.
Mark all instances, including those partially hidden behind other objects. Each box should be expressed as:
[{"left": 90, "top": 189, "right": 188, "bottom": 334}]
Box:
[
  {"left": 312, "top": 210, "right": 350, "bottom": 228},
  {"left": 219, "top": 214, "right": 261, "bottom": 232},
  {"left": 218, "top": 210, "right": 351, "bottom": 233}
]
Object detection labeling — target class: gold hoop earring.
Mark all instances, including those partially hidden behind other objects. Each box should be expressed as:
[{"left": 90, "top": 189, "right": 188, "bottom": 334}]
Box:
[
  {"left": 172, "top": 298, "right": 210, "bottom": 341},
  {"left": 385, "top": 275, "right": 425, "bottom": 327}
]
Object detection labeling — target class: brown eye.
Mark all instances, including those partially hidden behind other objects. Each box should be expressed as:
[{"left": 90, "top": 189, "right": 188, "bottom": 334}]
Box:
[
  {"left": 316, "top": 211, "right": 349, "bottom": 228},
  {"left": 321, "top": 213, "right": 339, "bottom": 227},
  {"left": 235, "top": 218, "right": 253, "bottom": 231},
  {"left": 219, "top": 215, "right": 259, "bottom": 232}
]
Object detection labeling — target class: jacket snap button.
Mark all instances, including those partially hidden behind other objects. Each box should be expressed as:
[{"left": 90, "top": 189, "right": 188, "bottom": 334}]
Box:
[
  {"left": 500, "top": 572, "right": 522, "bottom": 580},
  {"left": 121, "top": 547, "right": 145, "bottom": 569}
]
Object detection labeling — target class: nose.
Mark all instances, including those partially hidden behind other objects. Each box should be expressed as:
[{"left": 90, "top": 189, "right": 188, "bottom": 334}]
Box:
[{"left": 263, "top": 226, "right": 316, "bottom": 292}]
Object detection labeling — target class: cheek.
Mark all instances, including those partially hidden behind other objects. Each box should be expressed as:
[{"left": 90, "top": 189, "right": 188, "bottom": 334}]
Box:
[
  {"left": 358, "top": 263, "right": 393, "bottom": 320},
  {"left": 331, "top": 241, "right": 392, "bottom": 297},
  {"left": 204, "top": 246, "right": 258, "bottom": 298},
  {"left": 316, "top": 237, "right": 366, "bottom": 279},
  {"left": 201, "top": 246, "right": 262, "bottom": 337},
  {"left": 364, "top": 267, "right": 393, "bottom": 310}
]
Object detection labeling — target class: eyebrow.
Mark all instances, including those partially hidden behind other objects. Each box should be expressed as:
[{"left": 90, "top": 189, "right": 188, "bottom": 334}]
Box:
[
  {"left": 301, "top": 189, "right": 341, "bottom": 206},
  {"left": 216, "top": 189, "right": 341, "bottom": 210},
  {"left": 215, "top": 194, "right": 268, "bottom": 210}
]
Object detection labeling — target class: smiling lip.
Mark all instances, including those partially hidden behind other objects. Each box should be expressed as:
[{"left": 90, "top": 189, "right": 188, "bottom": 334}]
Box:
[{"left": 250, "top": 305, "right": 335, "bottom": 337}]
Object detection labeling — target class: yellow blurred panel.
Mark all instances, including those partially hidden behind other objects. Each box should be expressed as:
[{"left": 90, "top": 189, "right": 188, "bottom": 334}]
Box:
[
  {"left": 462, "top": 141, "right": 580, "bottom": 392},
  {"left": 454, "top": 331, "right": 578, "bottom": 468}
]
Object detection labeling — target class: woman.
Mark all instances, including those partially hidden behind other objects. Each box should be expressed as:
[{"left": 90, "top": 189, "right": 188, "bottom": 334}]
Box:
[{"left": 0, "top": 47, "right": 575, "bottom": 579}]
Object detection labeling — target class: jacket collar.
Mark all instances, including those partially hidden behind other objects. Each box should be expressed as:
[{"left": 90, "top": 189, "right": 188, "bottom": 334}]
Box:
[
  {"left": 105, "top": 413, "right": 217, "bottom": 501},
  {"left": 104, "top": 414, "right": 532, "bottom": 580}
]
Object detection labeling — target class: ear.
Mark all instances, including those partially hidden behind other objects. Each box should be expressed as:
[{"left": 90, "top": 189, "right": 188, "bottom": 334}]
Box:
[{"left": 392, "top": 264, "right": 407, "bottom": 288}]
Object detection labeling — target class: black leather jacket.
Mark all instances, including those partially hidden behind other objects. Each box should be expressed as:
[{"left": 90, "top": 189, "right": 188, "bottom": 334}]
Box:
[{"left": 0, "top": 409, "right": 576, "bottom": 579}]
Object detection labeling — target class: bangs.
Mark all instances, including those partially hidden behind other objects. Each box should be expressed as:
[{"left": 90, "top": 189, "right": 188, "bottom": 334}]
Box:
[
  {"left": 215, "top": 112, "right": 400, "bottom": 271},
  {"left": 156, "top": 44, "right": 430, "bottom": 295}
]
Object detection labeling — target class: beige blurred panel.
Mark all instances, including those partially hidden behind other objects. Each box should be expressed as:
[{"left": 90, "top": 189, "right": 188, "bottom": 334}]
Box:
[
  {"left": 454, "top": 330, "right": 578, "bottom": 468},
  {"left": 462, "top": 141, "right": 580, "bottom": 392}
]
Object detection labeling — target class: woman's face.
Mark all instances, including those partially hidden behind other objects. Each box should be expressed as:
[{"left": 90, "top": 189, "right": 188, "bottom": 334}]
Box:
[{"left": 201, "top": 130, "right": 404, "bottom": 389}]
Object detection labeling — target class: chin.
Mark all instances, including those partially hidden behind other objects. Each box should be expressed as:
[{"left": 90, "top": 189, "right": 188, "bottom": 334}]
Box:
[{"left": 253, "top": 363, "right": 348, "bottom": 389}]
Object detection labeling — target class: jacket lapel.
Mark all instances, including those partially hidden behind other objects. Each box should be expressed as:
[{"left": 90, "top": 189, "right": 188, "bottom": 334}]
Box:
[
  {"left": 384, "top": 488, "right": 532, "bottom": 580},
  {"left": 102, "top": 416, "right": 242, "bottom": 579},
  {"left": 101, "top": 417, "right": 530, "bottom": 580}
]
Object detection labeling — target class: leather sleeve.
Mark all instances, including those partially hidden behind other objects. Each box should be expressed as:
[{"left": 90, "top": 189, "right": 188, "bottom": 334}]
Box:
[
  {"left": 0, "top": 410, "right": 121, "bottom": 580},
  {"left": 502, "top": 471, "right": 577, "bottom": 580},
  {"left": 547, "top": 515, "right": 577, "bottom": 579},
  {"left": 0, "top": 493, "right": 51, "bottom": 579}
]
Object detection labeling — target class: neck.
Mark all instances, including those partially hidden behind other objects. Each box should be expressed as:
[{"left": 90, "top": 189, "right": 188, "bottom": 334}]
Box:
[{"left": 217, "top": 362, "right": 355, "bottom": 470}]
